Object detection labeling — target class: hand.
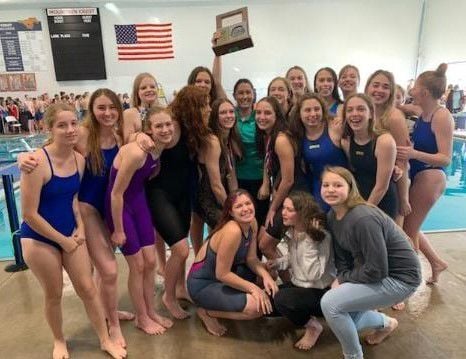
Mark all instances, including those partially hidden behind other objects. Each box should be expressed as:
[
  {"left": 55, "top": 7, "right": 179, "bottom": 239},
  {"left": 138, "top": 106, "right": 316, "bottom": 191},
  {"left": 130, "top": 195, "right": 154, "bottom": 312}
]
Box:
[
  {"left": 72, "top": 228, "right": 85, "bottom": 246},
  {"left": 136, "top": 132, "right": 155, "bottom": 152},
  {"left": 211, "top": 31, "right": 221, "bottom": 46},
  {"left": 392, "top": 165, "right": 403, "bottom": 182},
  {"left": 61, "top": 237, "right": 79, "bottom": 253},
  {"left": 330, "top": 116, "right": 343, "bottom": 130},
  {"left": 265, "top": 259, "right": 278, "bottom": 272},
  {"left": 17, "top": 152, "right": 39, "bottom": 173},
  {"left": 111, "top": 231, "right": 126, "bottom": 247},
  {"left": 311, "top": 218, "right": 322, "bottom": 230},
  {"left": 250, "top": 286, "right": 273, "bottom": 315},
  {"left": 262, "top": 274, "right": 279, "bottom": 298},
  {"left": 397, "top": 145, "right": 414, "bottom": 161},
  {"left": 265, "top": 209, "right": 276, "bottom": 228},
  {"left": 331, "top": 278, "right": 340, "bottom": 289},
  {"left": 257, "top": 182, "right": 270, "bottom": 201}
]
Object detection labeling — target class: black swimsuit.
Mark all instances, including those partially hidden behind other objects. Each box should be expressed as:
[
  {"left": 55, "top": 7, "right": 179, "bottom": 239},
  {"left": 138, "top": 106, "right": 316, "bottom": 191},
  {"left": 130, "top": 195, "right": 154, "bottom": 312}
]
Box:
[
  {"left": 349, "top": 137, "right": 398, "bottom": 219},
  {"left": 145, "top": 135, "right": 193, "bottom": 246}
]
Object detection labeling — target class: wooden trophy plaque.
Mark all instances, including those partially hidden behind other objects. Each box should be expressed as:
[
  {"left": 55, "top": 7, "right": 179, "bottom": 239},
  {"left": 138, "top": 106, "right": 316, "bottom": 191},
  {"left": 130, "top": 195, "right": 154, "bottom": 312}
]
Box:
[{"left": 213, "top": 7, "right": 254, "bottom": 56}]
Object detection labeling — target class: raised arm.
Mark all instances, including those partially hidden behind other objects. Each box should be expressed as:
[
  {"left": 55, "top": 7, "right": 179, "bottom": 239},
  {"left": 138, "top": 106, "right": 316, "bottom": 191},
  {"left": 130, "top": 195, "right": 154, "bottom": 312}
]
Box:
[{"left": 211, "top": 32, "right": 227, "bottom": 100}]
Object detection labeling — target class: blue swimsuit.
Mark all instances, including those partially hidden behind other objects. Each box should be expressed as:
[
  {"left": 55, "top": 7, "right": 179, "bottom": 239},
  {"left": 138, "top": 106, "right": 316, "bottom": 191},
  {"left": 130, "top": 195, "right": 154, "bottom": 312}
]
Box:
[
  {"left": 187, "top": 226, "right": 255, "bottom": 312},
  {"left": 78, "top": 145, "right": 118, "bottom": 217},
  {"left": 410, "top": 116, "right": 444, "bottom": 181},
  {"left": 302, "top": 127, "right": 347, "bottom": 211},
  {"left": 21, "top": 148, "right": 80, "bottom": 251}
]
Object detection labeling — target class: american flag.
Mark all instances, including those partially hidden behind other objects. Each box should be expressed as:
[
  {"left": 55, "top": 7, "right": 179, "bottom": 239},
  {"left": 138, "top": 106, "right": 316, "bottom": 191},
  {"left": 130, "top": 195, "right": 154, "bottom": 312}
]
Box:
[{"left": 114, "top": 23, "right": 174, "bottom": 61}]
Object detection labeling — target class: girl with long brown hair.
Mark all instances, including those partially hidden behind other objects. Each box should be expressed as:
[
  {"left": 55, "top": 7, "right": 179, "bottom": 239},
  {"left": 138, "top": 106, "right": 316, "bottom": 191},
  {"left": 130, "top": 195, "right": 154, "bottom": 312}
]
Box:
[{"left": 187, "top": 189, "right": 278, "bottom": 336}]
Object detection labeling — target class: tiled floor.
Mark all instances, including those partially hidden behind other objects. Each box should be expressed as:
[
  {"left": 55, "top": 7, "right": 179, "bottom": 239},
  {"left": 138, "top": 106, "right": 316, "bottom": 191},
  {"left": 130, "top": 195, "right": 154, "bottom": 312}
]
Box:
[{"left": 0, "top": 232, "right": 464, "bottom": 358}]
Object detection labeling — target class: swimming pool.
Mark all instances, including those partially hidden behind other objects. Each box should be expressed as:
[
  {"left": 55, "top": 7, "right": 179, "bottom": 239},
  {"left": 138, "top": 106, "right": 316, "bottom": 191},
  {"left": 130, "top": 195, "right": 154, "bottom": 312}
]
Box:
[{"left": 0, "top": 135, "right": 465, "bottom": 260}]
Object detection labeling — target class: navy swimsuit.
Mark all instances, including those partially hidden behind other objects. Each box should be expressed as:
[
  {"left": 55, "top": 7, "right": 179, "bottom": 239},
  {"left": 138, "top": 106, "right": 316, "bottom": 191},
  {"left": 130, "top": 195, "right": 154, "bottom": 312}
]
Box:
[
  {"left": 21, "top": 148, "right": 80, "bottom": 251},
  {"left": 409, "top": 115, "right": 444, "bottom": 181},
  {"left": 187, "top": 226, "right": 256, "bottom": 312},
  {"left": 78, "top": 145, "right": 118, "bottom": 217}
]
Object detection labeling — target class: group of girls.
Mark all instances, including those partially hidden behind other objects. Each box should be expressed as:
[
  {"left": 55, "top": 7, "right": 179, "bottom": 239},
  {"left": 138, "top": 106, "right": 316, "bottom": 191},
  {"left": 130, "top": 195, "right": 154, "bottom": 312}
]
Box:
[{"left": 18, "top": 57, "right": 452, "bottom": 359}]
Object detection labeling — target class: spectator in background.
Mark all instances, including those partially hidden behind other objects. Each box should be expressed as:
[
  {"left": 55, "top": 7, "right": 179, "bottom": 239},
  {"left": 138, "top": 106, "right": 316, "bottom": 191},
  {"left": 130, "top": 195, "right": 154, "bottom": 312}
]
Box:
[{"left": 75, "top": 95, "right": 83, "bottom": 121}]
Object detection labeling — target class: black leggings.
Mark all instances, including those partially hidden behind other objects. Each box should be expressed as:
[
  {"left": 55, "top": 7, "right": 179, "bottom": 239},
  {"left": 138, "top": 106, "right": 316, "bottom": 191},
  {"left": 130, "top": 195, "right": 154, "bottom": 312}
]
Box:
[
  {"left": 274, "top": 283, "right": 328, "bottom": 326},
  {"left": 146, "top": 188, "right": 191, "bottom": 247}
]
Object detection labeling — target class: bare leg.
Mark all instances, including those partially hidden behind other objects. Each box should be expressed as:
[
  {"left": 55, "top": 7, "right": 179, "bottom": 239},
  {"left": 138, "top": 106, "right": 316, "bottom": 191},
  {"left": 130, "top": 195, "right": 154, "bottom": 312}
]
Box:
[
  {"left": 419, "top": 232, "right": 448, "bottom": 284},
  {"left": 403, "top": 171, "right": 447, "bottom": 282},
  {"left": 196, "top": 308, "right": 227, "bottom": 336},
  {"left": 204, "top": 294, "right": 263, "bottom": 321},
  {"left": 22, "top": 239, "right": 69, "bottom": 359},
  {"left": 140, "top": 245, "right": 173, "bottom": 329},
  {"left": 79, "top": 204, "right": 127, "bottom": 347},
  {"left": 162, "top": 239, "right": 190, "bottom": 319},
  {"left": 28, "top": 119, "right": 35, "bottom": 134},
  {"left": 63, "top": 243, "right": 126, "bottom": 358},
  {"left": 295, "top": 317, "right": 323, "bottom": 350},
  {"left": 124, "top": 250, "right": 166, "bottom": 335},
  {"left": 176, "top": 265, "right": 192, "bottom": 302},
  {"left": 190, "top": 212, "right": 205, "bottom": 255},
  {"left": 155, "top": 231, "right": 167, "bottom": 278}
]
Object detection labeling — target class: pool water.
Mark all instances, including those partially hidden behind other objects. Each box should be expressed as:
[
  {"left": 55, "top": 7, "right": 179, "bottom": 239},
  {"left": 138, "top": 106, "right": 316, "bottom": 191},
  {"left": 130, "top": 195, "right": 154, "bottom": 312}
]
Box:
[{"left": 0, "top": 136, "right": 465, "bottom": 260}]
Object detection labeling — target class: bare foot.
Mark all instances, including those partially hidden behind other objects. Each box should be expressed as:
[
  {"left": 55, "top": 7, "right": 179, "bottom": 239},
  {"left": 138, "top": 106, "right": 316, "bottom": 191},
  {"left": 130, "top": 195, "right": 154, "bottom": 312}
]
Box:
[
  {"left": 108, "top": 323, "right": 126, "bottom": 348},
  {"left": 117, "top": 310, "right": 135, "bottom": 321},
  {"left": 197, "top": 308, "right": 227, "bottom": 336},
  {"left": 176, "top": 285, "right": 193, "bottom": 303},
  {"left": 53, "top": 340, "right": 69, "bottom": 359},
  {"left": 135, "top": 316, "right": 166, "bottom": 335},
  {"left": 365, "top": 317, "right": 398, "bottom": 345},
  {"left": 162, "top": 292, "right": 190, "bottom": 319},
  {"left": 294, "top": 318, "right": 323, "bottom": 350},
  {"left": 426, "top": 261, "right": 448, "bottom": 284},
  {"left": 391, "top": 302, "right": 405, "bottom": 311},
  {"left": 101, "top": 339, "right": 127, "bottom": 358},
  {"left": 149, "top": 310, "right": 174, "bottom": 329}
]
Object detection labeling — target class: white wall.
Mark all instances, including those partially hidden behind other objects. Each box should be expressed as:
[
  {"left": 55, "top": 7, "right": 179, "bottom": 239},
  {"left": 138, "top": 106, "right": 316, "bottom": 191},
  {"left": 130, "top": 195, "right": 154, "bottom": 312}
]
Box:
[
  {"left": 419, "top": 0, "right": 466, "bottom": 86},
  {"left": 0, "top": 0, "right": 423, "bottom": 100}
]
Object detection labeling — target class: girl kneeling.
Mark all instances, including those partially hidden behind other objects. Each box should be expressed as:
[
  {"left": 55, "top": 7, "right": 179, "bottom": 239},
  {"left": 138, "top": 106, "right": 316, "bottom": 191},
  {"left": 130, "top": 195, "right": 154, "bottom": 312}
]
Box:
[
  {"left": 271, "top": 191, "right": 335, "bottom": 350},
  {"left": 187, "top": 189, "right": 278, "bottom": 336},
  {"left": 320, "top": 166, "right": 421, "bottom": 359}
]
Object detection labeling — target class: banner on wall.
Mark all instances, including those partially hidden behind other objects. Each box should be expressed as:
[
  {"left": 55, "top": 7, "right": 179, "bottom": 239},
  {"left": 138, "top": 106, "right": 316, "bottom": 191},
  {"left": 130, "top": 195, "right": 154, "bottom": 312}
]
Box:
[
  {"left": 0, "top": 73, "right": 37, "bottom": 91},
  {"left": 0, "top": 17, "right": 47, "bottom": 72},
  {"left": 114, "top": 23, "right": 174, "bottom": 61}
]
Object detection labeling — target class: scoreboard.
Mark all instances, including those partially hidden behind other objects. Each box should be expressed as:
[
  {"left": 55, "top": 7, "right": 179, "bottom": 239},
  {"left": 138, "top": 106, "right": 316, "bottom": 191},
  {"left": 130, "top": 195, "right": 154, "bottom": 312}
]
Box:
[{"left": 46, "top": 8, "right": 106, "bottom": 81}]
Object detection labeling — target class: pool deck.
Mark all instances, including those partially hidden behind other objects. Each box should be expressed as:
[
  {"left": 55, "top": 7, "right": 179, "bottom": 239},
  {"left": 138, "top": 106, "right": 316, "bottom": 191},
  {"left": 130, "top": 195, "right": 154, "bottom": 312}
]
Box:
[{"left": 0, "top": 232, "right": 465, "bottom": 359}]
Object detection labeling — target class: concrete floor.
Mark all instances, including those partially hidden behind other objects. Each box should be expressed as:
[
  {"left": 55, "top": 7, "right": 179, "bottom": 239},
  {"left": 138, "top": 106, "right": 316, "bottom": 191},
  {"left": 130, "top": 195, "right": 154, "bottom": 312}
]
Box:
[{"left": 0, "top": 232, "right": 465, "bottom": 359}]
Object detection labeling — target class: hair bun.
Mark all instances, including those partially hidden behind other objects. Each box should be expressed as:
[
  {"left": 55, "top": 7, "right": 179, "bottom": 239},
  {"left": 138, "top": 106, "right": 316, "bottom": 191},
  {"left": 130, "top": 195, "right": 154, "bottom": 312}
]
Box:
[{"left": 436, "top": 63, "right": 448, "bottom": 76}]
